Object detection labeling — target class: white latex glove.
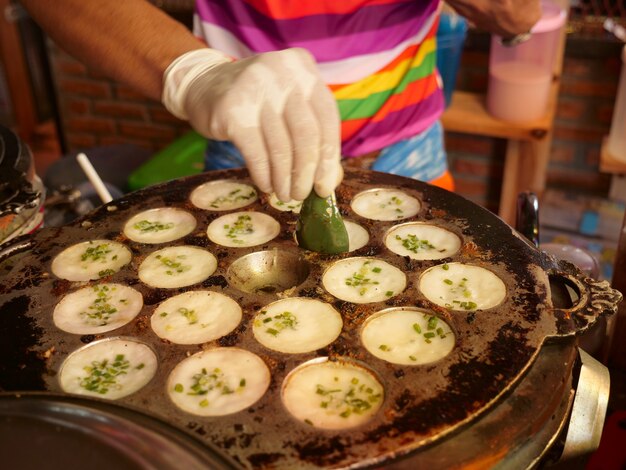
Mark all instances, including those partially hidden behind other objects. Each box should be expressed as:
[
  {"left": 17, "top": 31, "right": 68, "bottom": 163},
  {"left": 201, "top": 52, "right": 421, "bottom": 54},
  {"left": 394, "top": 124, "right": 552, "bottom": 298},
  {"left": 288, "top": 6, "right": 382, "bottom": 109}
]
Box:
[{"left": 162, "top": 48, "right": 343, "bottom": 202}]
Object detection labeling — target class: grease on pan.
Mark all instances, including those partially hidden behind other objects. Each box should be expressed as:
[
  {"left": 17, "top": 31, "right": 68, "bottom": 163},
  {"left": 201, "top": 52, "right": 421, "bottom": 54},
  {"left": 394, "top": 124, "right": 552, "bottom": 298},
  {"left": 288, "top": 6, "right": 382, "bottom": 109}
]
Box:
[
  {"left": 51, "top": 240, "right": 132, "bottom": 281},
  {"left": 167, "top": 348, "right": 270, "bottom": 417},
  {"left": 123, "top": 208, "right": 197, "bottom": 244},
  {"left": 151, "top": 291, "right": 242, "bottom": 345},
  {"left": 53, "top": 283, "right": 143, "bottom": 335}
]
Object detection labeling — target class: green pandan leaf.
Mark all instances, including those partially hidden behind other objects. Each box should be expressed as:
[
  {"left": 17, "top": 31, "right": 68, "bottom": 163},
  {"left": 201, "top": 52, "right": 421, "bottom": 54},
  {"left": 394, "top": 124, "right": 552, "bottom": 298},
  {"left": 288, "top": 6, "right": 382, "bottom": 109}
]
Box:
[{"left": 296, "top": 190, "right": 349, "bottom": 254}]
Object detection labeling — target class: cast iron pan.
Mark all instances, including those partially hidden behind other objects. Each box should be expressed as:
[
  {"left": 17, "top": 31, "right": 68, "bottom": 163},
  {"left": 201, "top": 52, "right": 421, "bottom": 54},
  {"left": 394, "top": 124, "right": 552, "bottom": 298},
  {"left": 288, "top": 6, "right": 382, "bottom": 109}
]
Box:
[{"left": 0, "top": 168, "right": 621, "bottom": 468}]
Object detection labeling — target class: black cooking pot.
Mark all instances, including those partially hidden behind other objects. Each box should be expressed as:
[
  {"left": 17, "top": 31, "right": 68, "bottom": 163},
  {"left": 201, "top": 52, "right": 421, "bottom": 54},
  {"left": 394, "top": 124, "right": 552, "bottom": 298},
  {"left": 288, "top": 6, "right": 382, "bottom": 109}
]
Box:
[
  {"left": 0, "top": 125, "right": 45, "bottom": 243},
  {"left": 0, "top": 168, "right": 621, "bottom": 469}
]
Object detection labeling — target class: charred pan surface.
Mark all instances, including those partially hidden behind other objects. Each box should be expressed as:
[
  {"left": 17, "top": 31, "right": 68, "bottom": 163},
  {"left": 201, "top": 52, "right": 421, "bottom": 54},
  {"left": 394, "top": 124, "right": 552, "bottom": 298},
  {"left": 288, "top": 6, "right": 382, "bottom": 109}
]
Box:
[
  {"left": 0, "top": 296, "right": 46, "bottom": 391},
  {"left": 0, "top": 167, "right": 618, "bottom": 469}
]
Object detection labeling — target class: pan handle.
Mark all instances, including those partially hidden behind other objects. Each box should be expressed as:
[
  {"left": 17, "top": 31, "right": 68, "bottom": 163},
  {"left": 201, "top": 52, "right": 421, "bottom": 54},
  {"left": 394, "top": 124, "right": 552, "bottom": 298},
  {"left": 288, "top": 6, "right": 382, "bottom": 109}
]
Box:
[
  {"left": 515, "top": 191, "right": 539, "bottom": 248},
  {"left": 548, "top": 259, "right": 622, "bottom": 336},
  {"left": 558, "top": 348, "right": 610, "bottom": 462}
]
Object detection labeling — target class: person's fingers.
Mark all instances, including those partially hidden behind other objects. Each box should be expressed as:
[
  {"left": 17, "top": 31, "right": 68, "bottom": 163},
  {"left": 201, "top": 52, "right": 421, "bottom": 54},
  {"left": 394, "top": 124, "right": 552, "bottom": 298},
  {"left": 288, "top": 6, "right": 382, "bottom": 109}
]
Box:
[
  {"left": 260, "top": 105, "right": 293, "bottom": 202},
  {"left": 310, "top": 83, "right": 342, "bottom": 197},
  {"left": 284, "top": 93, "right": 320, "bottom": 201},
  {"left": 314, "top": 161, "right": 343, "bottom": 197},
  {"left": 229, "top": 126, "right": 273, "bottom": 194}
]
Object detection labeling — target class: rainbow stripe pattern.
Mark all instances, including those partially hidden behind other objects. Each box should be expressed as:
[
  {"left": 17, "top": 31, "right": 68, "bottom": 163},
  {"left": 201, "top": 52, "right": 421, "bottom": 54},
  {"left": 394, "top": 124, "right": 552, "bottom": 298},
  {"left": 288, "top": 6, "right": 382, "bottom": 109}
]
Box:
[{"left": 194, "top": 0, "right": 443, "bottom": 157}]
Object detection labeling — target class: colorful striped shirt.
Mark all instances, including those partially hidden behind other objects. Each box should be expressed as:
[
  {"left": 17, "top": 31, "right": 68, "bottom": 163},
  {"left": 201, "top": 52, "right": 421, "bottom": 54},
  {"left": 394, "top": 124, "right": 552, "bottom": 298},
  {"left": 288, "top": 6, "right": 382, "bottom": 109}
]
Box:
[{"left": 194, "top": 0, "right": 444, "bottom": 157}]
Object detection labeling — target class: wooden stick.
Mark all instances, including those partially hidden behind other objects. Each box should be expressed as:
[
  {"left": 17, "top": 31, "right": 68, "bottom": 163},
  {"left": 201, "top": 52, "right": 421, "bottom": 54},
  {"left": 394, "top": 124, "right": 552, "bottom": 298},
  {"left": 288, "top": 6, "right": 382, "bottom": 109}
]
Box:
[{"left": 76, "top": 152, "right": 113, "bottom": 203}]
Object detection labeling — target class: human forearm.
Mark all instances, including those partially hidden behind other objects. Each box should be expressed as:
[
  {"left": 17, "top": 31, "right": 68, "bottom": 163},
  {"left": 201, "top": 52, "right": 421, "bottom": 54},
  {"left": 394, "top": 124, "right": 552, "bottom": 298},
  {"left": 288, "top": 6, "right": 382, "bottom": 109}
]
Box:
[
  {"left": 445, "top": 0, "right": 542, "bottom": 37},
  {"left": 21, "top": 0, "right": 343, "bottom": 201},
  {"left": 20, "top": 0, "right": 204, "bottom": 100}
]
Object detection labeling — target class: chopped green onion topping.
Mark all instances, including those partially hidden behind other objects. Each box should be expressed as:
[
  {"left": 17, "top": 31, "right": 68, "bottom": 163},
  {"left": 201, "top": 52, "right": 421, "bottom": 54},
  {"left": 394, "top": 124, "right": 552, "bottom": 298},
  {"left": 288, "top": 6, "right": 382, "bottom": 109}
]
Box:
[
  {"left": 345, "top": 261, "right": 382, "bottom": 295},
  {"left": 79, "top": 354, "right": 130, "bottom": 395},
  {"left": 156, "top": 254, "right": 190, "bottom": 275},
  {"left": 209, "top": 188, "right": 256, "bottom": 208},
  {"left": 315, "top": 378, "right": 381, "bottom": 418},
  {"left": 81, "top": 243, "right": 112, "bottom": 262},
  {"left": 79, "top": 285, "right": 119, "bottom": 326},
  {"left": 224, "top": 214, "right": 254, "bottom": 242},
  {"left": 178, "top": 307, "right": 198, "bottom": 325},
  {"left": 261, "top": 310, "right": 298, "bottom": 337},
  {"left": 395, "top": 234, "right": 436, "bottom": 253},
  {"left": 133, "top": 220, "right": 174, "bottom": 233},
  {"left": 186, "top": 367, "right": 246, "bottom": 397}
]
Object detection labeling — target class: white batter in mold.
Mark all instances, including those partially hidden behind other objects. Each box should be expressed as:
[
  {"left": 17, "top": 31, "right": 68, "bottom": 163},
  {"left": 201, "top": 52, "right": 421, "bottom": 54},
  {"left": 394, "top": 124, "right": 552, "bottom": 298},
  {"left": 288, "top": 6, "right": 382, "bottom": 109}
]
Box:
[
  {"left": 51, "top": 239, "right": 132, "bottom": 281},
  {"left": 58, "top": 338, "right": 157, "bottom": 400},
  {"left": 385, "top": 223, "right": 461, "bottom": 260},
  {"left": 268, "top": 193, "right": 303, "bottom": 213},
  {"left": 322, "top": 257, "right": 406, "bottom": 304},
  {"left": 167, "top": 348, "right": 270, "bottom": 417},
  {"left": 138, "top": 245, "right": 217, "bottom": 289},
  {"left": 281, "top": 359, "right": 384, "bottom": 430},
  {"left": 351, "top": 189, "right": 420, "bottom": 221},
  {"left": 151, "top": 290, "right": 242, "bottom": 345},
  {"left": 123, "top": 207, "right": 196, "bottom": 244},
  {"left": 206, "top": 211, "right": 280, "bottom": 248},
  {"left": 419, "top": 262, "right": 507, "bottom": 311},
  {"left": 252, "top": 298, "right": 342, "bottom": 354},
  {"left": 344, "top": 220, "right": 369, "bottom": 252},
  {"left": 361, "top": 308, "right": 455, "bottom": 365},
  {"left": 53, "top": 283, "right": 143, "bottom": 335},
  {"left": 190, "top": 180, "right": 258, "bottom": 211}
]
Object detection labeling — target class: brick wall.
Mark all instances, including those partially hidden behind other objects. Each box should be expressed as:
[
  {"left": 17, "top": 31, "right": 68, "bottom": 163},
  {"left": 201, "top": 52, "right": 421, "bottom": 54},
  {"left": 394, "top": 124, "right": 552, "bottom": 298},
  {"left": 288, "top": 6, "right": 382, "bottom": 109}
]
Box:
[
  {"left": 49, "top": 42, "right": 192, "bottom": 153},
  {"left": 550, "top": 50, "right": 618, "bottom": 192},
  {"left": 446, "top": 33, "right": 620, "bottom": 211}
]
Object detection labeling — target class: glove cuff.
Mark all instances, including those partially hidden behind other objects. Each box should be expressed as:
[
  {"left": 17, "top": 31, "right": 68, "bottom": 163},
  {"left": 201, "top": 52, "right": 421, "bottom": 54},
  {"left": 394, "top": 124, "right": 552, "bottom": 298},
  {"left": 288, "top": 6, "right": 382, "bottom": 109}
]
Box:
[{"left": 161, "top": 48, "right": 232, "bottom": 120}]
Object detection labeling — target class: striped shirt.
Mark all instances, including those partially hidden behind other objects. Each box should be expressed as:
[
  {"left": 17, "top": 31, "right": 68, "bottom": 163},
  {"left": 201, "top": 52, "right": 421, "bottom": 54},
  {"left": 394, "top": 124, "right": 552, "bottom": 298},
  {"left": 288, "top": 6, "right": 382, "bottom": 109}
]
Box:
[{"left": 194, "top": 0, "right": 444, "bottom": 157}]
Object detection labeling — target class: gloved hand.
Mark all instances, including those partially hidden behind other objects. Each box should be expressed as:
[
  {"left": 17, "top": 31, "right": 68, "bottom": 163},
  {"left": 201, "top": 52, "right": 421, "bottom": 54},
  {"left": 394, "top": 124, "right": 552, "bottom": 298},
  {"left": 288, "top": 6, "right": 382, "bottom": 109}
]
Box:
[{"left": 162, "top": 48, "right": 343, "bottom": 202}]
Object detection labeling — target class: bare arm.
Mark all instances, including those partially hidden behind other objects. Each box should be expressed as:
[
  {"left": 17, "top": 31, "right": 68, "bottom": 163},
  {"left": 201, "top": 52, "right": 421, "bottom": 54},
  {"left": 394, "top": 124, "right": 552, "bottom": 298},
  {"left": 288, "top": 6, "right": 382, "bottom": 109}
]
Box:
[
  {"left": 445, "top": 0, "right": 542, "bottom": 37},
  {"left": 20, "top": 0, "right": 204, "bottom": 100},
  {"left": 20, "top": 0, "right": 343, "bottom": 202}
]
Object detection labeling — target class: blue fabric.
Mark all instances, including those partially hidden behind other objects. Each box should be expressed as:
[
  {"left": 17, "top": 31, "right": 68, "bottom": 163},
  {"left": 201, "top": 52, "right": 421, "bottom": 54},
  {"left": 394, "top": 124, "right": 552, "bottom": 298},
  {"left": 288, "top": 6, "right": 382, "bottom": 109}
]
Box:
[
  {"left": 204, "top": 120, "right": 447, "bottom": 182},
  {"left": 204, "top": 139, "right": 246, "bottom": 170},
  {"left": 370, "top": 120, "right": 447, "bottom": 181}
]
